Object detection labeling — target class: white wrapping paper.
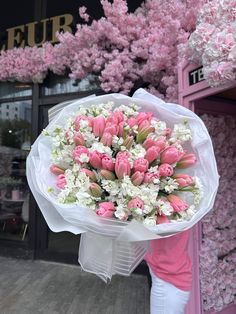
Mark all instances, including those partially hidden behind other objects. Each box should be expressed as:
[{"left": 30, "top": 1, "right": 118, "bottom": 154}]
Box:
[{"left": 26, "top": 89, "right": 219, "bottom": 281}]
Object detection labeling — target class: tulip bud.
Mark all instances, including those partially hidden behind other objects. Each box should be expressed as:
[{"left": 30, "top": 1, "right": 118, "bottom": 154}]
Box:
[
  {"left": 176, "top": 154, "right": 197, "bottom": 169},
  {"left": 73, "top": 132, "right": 84, "bottom": 146},
  {"left": 100, "top": 169, "right": 116, "bottom": 181},
  {"left": 144, "top": 146, "right": 160, "bottom": 164},
  {"left": 136, "top": 126, "right": 155, "bottom": 143},
  {"left": 131, "top": 171, "right": 144, "bottom": 186},
  {"left": 167, "top": 194, "right": 188, "bottom": 212},
  {"left": 81, "top": 168, "right": 97, "bottom": 182},
  {"left": 123, "top": 136, "right": 134, "bottom": 150},
  {"left": 50, "top": 165, "right": 65, "bottom": 175},
  {"left": 92, "top": 116, "right": 106, "bottom": 138},
  {"left": 89, "top": 183, "right": 102, "bottom": 198},
  {"left": 100, "top": 132, "right": 113, "bottom": 147}
]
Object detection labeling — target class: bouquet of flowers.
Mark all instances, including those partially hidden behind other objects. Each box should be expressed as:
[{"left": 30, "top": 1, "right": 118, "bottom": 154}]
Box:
[{"left": 27, "top": 89, "right": 219, "bottom": 281}]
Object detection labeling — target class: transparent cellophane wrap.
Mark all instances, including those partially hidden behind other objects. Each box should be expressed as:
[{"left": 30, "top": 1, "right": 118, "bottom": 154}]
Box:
[{"left": 26, "top": 89, "right": 219, "bottom": 281}]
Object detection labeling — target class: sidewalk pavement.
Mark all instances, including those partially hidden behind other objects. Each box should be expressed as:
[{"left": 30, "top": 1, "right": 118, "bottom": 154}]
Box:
[{"left": 0, "top": 256, "right": 150, "bottom": 314}]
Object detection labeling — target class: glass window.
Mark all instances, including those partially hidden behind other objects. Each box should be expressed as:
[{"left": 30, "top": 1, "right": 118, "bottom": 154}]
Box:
[
  {"left": 42, "top": 74, "right": 100, "bottom": 96},
  {"left": 0, "top": 100, "right": 31, "bottom": 242},
  {"left": 0, "top": 82, "right": 32, "bottom": 100}
]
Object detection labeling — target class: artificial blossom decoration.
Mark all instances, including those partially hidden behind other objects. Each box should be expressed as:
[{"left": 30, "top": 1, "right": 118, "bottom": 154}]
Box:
[
  {"left": 0, "top": 0, "right": 204, "bottom": 101},
  {"left": 180, "top": 0, "right": 236, "bottom": 87},
  {"left": 199, "top": 113, "right": 236, "bottom": 312}
]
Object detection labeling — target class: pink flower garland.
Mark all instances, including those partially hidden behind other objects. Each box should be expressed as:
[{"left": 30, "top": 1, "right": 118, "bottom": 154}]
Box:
[
  {"left": 180, "top": 0, "right": 236, "bottom": 87},
  {"left": 0, "top": 0, "right": 204, "bottom": 102},
  {"left": 199, "top": 113, "right": 236, "bottom": 312}
]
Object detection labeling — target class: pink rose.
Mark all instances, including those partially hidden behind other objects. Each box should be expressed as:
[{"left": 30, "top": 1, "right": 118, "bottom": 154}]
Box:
[
  {"left": 158, "top": 163, "right": 174, "bottom": 177},
  {"left": 167, "top": 194, "right": 188, "bottom": 212},
  {"left": 128, "top": 197, "right": 144, "bottom": 210},
  {"left": 133, "top": 158, "right": 149, "bottom": 173},
  {"left": 89, "top": 151, "right": 103, "bottom": 169},
  {"left": 56, "top": 174, "right": 67, "bottom": 189},
  {"left": 96, "top": 202, "right": 115, "bottom": 218},
  {"left": 73, "top": 146, "right": 89, "bottom": 164},
  {"left": 101, "top": 154, "right": 114, "bottom": 171}
]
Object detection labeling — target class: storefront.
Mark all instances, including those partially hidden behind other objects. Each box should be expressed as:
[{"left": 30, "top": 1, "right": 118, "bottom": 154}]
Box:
[
  {"left": 179, "top": 62, "right": 236, "bottom": 314},
  {"left": 0, "top": 0, "right": 145, "bottom": 268}
]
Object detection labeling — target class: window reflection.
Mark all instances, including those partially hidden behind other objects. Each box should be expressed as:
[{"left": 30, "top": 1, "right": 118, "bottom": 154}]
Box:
[
  {"left": 0, "top": 82, "right": 32, "bottom": 99},
  {"left": 42, "top": 74, "right": 100, "bottom": 96},
  {"left": 0, "top": 100, "right": 31, "bottom": 241}
]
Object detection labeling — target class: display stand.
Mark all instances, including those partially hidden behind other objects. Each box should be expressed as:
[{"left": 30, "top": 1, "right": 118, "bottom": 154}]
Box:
[{"left": 178, "top": 62, "right": 236, "bottom": 314}]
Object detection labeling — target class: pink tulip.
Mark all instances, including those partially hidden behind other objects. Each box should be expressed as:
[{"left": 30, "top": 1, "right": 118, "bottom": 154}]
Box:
[
  {"left": 104, "top": 122, "right": 118, "bottom": 136},
  {"left": 156, "top": 214, "right": 170, "bottom": 224},
  {"left": 101, "top": 154, "right": 114, "bottom": 171},
  {"left": 127, "top": 117, "right": 137, "bottom": 128},
  {"left": 116, "top": 151, "right": 130, "bottom": 160},
  {"left": 155, "top": 138, "right": 166, "bottom": 151},
  {"left": 56, "top": 174, "right": 67, "bottom": 189},
  {"left": 136, "top": 112, "right": 153, "bottom": 125},
  {"left": 89, "top": 183, "right": 102, "bottom": 197},
  {"left": 50, "top": 165, "right": 65, "bottom": 175},
  {"left": 136, "top": 125, "right": 155, "bottom": 143},
  {"left": 75, "top": 115, "right": 93, "bottom": 131},
  {"left": 115, "top": 157, "right": 131, "bottom": 179},
  {"left": 73, "top": 146, "right": 89, "bottom": 164},
  {"left": 92, "top": 116, "right": 106, "bottom": 137},
  {"left": 123, "top": 136, "right": 134, "bottom": 149},
  {"left": 118, "top": 121, "right": 125, "bottom": 137},
  {"left": 158, "top": 163, "right": 174, "bottom": 177},
  {"left": 138, "top": 119, "right": 150, "bottom": 131},
  {"left": 73, "top": 132, "right": 84, "bottom": 146},
  {"left": 89, "top": 151, "right": 103, "bottom": 169},
  {"left": 81, "top": 168, "right": 97, "bottom": 182},
  {"left": 133, "top": 158, "right": 149, "bottom": 173},
  {"left": 128, "top": 197, "right": 144, "bottom": 210},
  {"left": 100, "top": 132, "right": 113, "bottom": 146},
  {"left": 160, "top": 146, "right": 183, "bottom": 164},
  {"left": 113, "top": 110, "right": 124, "bottom": 123},
  {"left": 163, "top": 128, "right": 172, "bottom": 136},
  {"left": 167, "top": 194, "right": 188, "bottom": 212},
  {"left": 176, "top": 153, "right": 197, "bottom": 169},
  {"left": 152, "top": 172, "right": 160, "bottom": 181},
  {"left": 174, "top": 174, "right": 194, "bottom": 187},
  {"left": 143, "top": 172, "right": 154, "bottom": 183},
  {"left": 100, "top": 169, "right": 116, "bottom": 181},
  {"left": 131, "top": 171, "right": 144, "bottom": 186},
  {"left": 143, "top": 138, "right": 156, "bottom": 150},
  {"left": 96, "top": 202, "right": 115, "bottom": 218},
  {"left": 144, "top": 146, "right": 160, "bottom": 163}
]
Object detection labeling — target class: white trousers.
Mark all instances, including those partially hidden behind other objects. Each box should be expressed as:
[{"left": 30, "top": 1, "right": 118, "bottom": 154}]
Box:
[{"left": 149, "top": 268, "right": 190, "bottom": 314}]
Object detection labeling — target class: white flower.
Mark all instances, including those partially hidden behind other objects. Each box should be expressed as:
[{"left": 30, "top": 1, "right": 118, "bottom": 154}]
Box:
[
  {"left": 90, "top": 142, "right": 113, "bottom": 156},
  {"left": 151, "top": 120, "right": 167, "bottom": 135},
  {"left": 79, "top": 153, "right": 90, "bottom": 163},
  {"left": 193, "top": 177, "right": 204, "bottom": 204},
  {"left": 170, "top": 121, "right": 192, "bottom": 142},
  {"left": 129, "top": 144, "right": 146, "bottom": 160},
  {"left": 114, "top": 204, "right": 130, "bottom": 220},
  {"left": 160, "top": 178, "right": 179, "bottom": 193},
  {"left": 143, "top": 216, "right": 157, "bottom": 227},
  {"left": 157, "top": 199, "right": 174, "bottom": 216}
]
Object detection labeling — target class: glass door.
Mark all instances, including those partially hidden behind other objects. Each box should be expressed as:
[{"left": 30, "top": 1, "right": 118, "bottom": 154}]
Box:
[{"left": 36, "top": 104, "right": 80, "bottom": 263}]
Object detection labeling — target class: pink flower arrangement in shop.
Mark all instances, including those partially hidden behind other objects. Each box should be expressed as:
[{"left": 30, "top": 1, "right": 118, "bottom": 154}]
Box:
[{"left": 26, "top": 89, "right": 218, "bottom": 281}]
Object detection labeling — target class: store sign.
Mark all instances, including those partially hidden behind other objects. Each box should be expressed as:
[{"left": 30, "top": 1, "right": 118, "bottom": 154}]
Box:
[
  {"left": 188, "top": 66, "right": 205, "bottom": 86},
  {"left": 0, "top": 14, "right": 74, "bottom": 50}
]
